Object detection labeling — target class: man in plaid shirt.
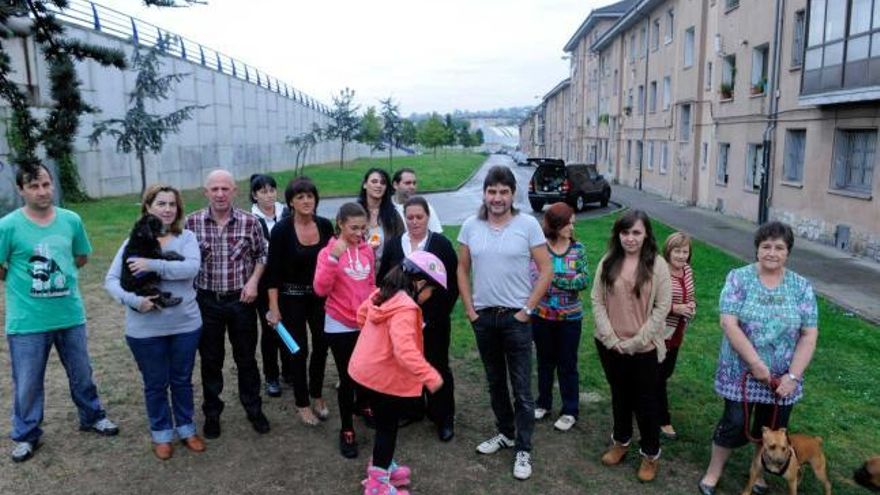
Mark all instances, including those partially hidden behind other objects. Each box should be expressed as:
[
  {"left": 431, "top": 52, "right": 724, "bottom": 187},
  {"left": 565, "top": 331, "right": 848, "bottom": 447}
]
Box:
[{"left": 186, "top": 169, "right": 269, "bottom": 438}]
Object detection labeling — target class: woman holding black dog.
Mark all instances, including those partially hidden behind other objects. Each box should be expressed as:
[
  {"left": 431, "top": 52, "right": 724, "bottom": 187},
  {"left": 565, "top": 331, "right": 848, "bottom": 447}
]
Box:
[
  {"left": 105, "top": 184, "right": 204, "bottom": 460},
  {"left": 698, "top": 221, "right": 819, "bottom": 495}
]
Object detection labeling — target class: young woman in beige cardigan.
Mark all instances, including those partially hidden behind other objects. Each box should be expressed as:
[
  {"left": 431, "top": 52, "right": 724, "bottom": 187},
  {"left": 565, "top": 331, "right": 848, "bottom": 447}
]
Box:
[{"left": 592, "top": 210, "right": 671, "bottom": 483}]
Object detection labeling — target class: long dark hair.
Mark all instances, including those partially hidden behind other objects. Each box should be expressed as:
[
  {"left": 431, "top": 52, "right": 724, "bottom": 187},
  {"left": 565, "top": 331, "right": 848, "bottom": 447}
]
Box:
[
  {"left": 373, "top": 265, "right": 425, "bottom": 306},
  {"left": 357, "top": 167, "right": 403, "bottom": 237},
  {"left": 600, "top": 210, "right": 658, "bottom": 298},
  {"left": 478, "top": 165, "right": 519, "bottom": 220}
]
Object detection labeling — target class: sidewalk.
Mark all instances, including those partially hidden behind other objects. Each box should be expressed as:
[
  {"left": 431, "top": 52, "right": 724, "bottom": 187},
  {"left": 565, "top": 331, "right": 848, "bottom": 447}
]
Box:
[{"left": 613, "top": 185, "right": 880, "bottom": 325}]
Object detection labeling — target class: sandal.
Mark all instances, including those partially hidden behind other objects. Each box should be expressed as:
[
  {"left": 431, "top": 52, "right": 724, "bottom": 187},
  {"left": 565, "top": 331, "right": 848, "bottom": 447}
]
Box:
[{"left": 298, "top": 407, "right": 320, "bottom": 426}]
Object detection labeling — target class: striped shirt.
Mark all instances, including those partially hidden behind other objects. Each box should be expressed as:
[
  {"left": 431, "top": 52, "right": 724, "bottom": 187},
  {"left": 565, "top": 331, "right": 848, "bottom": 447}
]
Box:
[
  {"left": 665, "top": 263, "right": 695, "bottom": 348},
  {"left": 185, "top": 207, "right": 267, "bottom": 292}
]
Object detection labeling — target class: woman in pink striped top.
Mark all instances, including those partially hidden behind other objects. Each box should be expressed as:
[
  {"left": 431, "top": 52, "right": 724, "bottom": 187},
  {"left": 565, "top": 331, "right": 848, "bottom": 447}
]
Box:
[{"left": 658, "top": 232, "right": 696, "bottom": 440}]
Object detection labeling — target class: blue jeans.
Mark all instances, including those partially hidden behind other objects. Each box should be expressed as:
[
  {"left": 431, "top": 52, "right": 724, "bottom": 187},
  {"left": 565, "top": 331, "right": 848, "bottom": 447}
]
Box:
[
  {"left": 7, "top": 324, "right": 107, "bottom": 443},
  {"left": 126, "top": 329, "right": 201, "bottom": 443},
  {"left": 472, "top": 308, "right": 535, "bottom": 452},
  {"left": 532, "top": 317, "right": 582, "bottom": 417}
]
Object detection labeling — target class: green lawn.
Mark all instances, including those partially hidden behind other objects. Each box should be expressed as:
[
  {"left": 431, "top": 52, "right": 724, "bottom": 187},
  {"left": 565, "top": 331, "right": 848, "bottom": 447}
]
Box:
[
  {"left": 70, "top": 150, "right": 486, "bottom": 263},
  {"left": 445, "top": 215, "right": 880, "bottom": 494}
]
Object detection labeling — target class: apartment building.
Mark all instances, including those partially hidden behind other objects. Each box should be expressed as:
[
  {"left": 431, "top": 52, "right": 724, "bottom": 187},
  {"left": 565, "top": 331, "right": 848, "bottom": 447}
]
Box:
[{"left": 523, "top": 0, "right": 880, "bottom": 262}]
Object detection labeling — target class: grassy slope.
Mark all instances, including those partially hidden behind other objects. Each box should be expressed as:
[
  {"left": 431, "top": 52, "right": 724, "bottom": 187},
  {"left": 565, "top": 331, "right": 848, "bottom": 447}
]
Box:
[{"left": 446, "top": 215, "right": 879, "bottom": 494}]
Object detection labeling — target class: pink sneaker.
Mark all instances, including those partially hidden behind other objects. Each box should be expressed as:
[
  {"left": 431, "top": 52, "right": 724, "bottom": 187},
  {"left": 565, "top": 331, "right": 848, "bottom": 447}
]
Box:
[
  {"left": 362, "top": 467, "right": 410, "bottom": 495},
  {"left": 364, "top": 459, "right": 411, "bottom": 487}
]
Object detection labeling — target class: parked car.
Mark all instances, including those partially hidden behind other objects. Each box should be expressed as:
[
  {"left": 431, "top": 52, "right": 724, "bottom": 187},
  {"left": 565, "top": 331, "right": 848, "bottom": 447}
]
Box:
[
  {"left": 527, "top": 159, "right": 611, "bottom": 212},
  {"left": 511, "top": 151, "right": 529, "bottom": 166}
]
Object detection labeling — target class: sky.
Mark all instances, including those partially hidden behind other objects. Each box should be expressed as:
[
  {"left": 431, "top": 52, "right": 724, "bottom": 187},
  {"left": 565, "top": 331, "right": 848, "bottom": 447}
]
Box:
[{"left": 89, "top": 0, "right": 608, "bottom": 115}]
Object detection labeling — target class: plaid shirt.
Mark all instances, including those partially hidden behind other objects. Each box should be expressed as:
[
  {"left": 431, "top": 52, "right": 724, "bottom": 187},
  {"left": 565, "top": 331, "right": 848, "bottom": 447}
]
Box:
[{"left": 185, "top": 207, "right": 267, "bottom": 292}]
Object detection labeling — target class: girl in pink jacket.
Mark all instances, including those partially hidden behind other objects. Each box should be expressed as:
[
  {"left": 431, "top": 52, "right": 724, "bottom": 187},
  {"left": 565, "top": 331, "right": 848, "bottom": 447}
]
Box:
[
  {"left": 350, "top": 251, "right": 447, "bottom": 495},
  {"left": 313, "top": 202, "right": 375, "bottom": 459}
]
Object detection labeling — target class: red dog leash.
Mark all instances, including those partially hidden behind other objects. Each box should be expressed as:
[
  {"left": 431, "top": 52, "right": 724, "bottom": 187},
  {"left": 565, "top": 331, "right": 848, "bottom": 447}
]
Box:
[{"left": 741, "top": 371, "right": 782, "bottom": 444}]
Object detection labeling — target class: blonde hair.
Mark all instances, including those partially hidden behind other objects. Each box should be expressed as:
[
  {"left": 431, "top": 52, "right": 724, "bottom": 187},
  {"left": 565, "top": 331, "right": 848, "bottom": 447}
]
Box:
[
  {"left": 141, "top": 184, "right": 185, "bottom": 235},
  {"left": 663, "top": 232, "right": 692, "bottom": 263}
]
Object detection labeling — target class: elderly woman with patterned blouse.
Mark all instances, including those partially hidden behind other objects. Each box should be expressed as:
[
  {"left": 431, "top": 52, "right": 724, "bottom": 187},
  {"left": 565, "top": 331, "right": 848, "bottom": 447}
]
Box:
[{"left": 698, "top": 221, "right": 819, "bottom": 495}]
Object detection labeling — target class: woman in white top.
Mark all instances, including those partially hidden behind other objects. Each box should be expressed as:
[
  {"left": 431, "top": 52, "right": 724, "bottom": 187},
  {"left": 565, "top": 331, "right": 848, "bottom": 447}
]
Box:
[{"left": 249, "top": 174, "right": 289, "bottom": 397}]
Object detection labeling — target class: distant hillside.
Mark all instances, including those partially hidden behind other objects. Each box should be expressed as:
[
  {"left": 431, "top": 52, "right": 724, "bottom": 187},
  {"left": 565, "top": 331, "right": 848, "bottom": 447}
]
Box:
[{"left": 408, "top": 106, "right": 533, "bottom": 126}]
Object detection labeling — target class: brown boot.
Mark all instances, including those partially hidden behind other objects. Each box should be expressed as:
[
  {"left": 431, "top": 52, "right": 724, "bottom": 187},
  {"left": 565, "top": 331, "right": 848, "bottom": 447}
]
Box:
[
  {"left": 637, "top": 455, "right": 659, "bottom": 482},
  {"left": 601, "top": 441, "right": 630, "bottom": 466},
  {"left": 153, "top": 442, "right": 173, "bottom": 460}
]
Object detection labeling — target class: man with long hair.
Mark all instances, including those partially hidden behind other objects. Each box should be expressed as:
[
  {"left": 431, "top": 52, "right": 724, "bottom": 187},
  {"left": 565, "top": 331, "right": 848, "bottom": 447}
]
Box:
[{"left": 457, "top": 165, "right": 552, "bottom": 480}]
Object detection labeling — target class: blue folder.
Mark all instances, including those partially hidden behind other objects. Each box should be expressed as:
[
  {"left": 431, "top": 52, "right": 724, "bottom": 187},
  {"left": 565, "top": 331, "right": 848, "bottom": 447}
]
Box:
[{"left": 275, "top": 322, "right": 300, "bottom": 355}]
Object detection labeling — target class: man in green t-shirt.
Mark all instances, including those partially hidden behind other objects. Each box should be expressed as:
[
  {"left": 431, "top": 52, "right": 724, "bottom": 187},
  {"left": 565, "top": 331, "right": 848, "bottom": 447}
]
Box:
[{"left": 0, "top": 164, "right": 119, "bottom": 463}]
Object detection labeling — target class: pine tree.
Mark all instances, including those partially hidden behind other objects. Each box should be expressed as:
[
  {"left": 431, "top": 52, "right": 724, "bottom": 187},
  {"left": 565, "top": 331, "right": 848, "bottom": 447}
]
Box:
[
  {"left": 379, "top": 97, "right": 402, "bottom": 170},
  {"left": 90, "top": 36, "right": 204, "bottom": 194},
  {"left": 322, "top": 87, "right": 360, "bottom": 169}
]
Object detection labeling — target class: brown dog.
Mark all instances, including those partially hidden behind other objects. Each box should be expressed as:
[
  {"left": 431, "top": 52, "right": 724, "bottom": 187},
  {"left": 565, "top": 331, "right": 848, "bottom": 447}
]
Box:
[
  {"left": 854, "top": 456, "right": 880, "bottom": 491},
  {"left": 741, "top": 427, "right": 832, "bottom": 495}
]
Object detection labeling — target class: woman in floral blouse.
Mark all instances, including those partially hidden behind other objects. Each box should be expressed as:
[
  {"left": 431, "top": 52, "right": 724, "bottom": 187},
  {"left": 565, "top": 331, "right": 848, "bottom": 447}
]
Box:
[
  {"left": 698, "top": 221, "right": 819, "bottom": 495},
  {"left": 529, "top": 202, "right": 589, "bottom": 433}
]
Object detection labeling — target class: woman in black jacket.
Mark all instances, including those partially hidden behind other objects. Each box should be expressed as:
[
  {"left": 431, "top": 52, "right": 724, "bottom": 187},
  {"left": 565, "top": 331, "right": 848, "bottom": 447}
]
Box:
[
  {"left": 377, "top": 196, "right": 459, "bottom": 441},
  {"left": 265, "top": 177, "right": 335, "bottom": 425}
]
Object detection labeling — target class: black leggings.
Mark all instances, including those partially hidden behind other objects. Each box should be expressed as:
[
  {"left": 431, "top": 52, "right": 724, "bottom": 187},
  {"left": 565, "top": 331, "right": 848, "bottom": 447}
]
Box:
[
  {"left": 657, "top": 346, "right": 679, "bottom": 426},
  {"left": 595, "top": 339, "right": 661, "bottom": 456},
  {"left": 368, "top": 388, "right": 420, "bottom": 469},
  {"left": 326, "top": 331, "right": 359, "bottom": 431},
  {"left": 279, "top": 294, "right": 328, "bottom": 407}
]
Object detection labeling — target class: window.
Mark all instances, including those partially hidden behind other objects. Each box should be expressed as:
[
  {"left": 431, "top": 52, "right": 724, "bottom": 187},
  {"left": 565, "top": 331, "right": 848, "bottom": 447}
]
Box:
[
  {"left": 665, "top": 9, "right": 675, "bottom": 44},
  {"left": 831, "top": 129, "right": 876, "bottom": 193},
  {"left": 613, "top": 69, "right": 619, "bottom": 95},
  {"left": 706, "top": 62, "right": 714, "bottom": 90},
  {"left": 746, "top": 143, "right": 765, "bottom": 191},
  {"left": 721, "top": 55, "right": 736, "bottom": 98},
  {"left": 659, "top": 142, "right": 669, "bottom": 174},
  {"left": 751, "top": 44, "right": 769, "bottom": 94},
  {"left": 792, "top": 10, "right": 806, "bottom": 67},
  {"left": 684, "top": 27, "right": 695, "bottom": 68},
  {"left": 717, "top": 143, "right": 730, "bottom": 184},
  {"left": 640, "top": 24, "right": 648, "bottom": 57},
  {"left": 627, "top": 140, "right": 632, "bottom": 166},
  {"left": 638, "top": 85, "right": 645, "bottom": 115},
  {"left": 627, "top": 89, "right": 634, "bottom": 112},
  {"left": 649, "top": 81, "right": 657, "bottom": 113},
  {"left": 647, "top": 141, "right": 655, "bottom": 170},
  {"left": 630, "top": 33, "right": 637, "bottom": 62},
  {"left": 725, "top": 0, "right": 740, "bottom": 10},
  {"left": 652, "top": 18, "right": 660, "bottom": 51},
  {"left": 680, "top": 104, "right": 692, "bottom": 142},
  {"left": 783, "top": 129, "right": 807, "bottom": 182},
  {"left": 662, "top": 76, "right": 672, "bottom": 110},
  {"left": 803, "top": 0, "right": 880, "bottom": 95},
  {"left": 702, "top": 142, "right": 709, "bottom": 169}
]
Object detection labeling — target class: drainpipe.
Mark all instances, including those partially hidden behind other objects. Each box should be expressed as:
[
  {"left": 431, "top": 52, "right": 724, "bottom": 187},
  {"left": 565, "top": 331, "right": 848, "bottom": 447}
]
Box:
[
  {"left": 758, "top": 0, "right": 784, "bottom": 224},
  {"left": 639, "top": 16, "right": 650, "bottom": 191}
]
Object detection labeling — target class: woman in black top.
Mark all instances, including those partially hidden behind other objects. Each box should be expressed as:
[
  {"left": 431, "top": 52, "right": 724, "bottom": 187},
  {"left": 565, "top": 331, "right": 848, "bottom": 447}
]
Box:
[
  {"left": 377, "top": 196, "right": 459, "bottom": 441},
  {"left": 266, "top": 177, "right": 334, "bottom": 425}
]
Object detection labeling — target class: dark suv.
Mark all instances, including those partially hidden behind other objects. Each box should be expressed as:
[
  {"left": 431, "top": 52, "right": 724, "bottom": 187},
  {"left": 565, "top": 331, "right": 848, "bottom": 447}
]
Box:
[{"left": 527, "top": 158, "right": 611, "bottom": 212}]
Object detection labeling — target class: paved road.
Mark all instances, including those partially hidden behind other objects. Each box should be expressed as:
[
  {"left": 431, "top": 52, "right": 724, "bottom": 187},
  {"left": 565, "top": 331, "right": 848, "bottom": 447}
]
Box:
[
  {"left": 316, "top": 154, "right": 618, "bottom": 226},
  {"left": 613, "top": 185, "right": 880, "bottom": 325}
]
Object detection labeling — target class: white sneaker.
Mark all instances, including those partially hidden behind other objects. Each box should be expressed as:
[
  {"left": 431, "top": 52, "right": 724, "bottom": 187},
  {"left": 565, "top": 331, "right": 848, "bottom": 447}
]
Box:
[
  {"left": 513, "top": 451, "right": 532, "bottom": 480},
  {"left": 476, "top": 433, "right": 515, "bottom": 454},
  {"left": 534, "top": 408, "right": 548, "bottom": 420},
  {"left": 554, "top": 414, "right": 576, "bottom": 431}
]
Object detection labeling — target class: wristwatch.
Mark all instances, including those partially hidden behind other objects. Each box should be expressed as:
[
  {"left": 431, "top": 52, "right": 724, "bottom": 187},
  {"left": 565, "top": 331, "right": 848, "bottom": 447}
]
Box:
[
  {"left": 522, "top": 306, "right": 534, "bottom": 316},
  {"left": 787, "top": 372, "right": 801, "bottom": 383}
]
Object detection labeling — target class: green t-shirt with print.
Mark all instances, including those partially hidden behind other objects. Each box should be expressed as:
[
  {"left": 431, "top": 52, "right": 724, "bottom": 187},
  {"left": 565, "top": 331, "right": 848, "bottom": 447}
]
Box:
[{"left": 0, "top": 207, "right": 92, "bottom": 334}]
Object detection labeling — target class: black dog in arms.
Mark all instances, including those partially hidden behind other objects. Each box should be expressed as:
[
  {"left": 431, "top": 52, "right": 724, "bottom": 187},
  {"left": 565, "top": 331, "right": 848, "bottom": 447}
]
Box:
[{"left": 121, "top": 214, "right": 185, "bottom": 308}]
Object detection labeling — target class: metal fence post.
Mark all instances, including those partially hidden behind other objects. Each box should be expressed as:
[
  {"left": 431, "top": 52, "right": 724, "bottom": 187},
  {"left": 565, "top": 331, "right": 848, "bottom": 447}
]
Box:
[
  {"left": 130, "top": 17, "right": 139, "bottom": 45},
  {"left": 199, "top": 45, "right": 206, "bottom": 66}
]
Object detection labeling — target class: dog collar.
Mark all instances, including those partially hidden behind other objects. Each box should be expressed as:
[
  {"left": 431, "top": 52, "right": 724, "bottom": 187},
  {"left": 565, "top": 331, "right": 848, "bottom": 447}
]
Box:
[{"left": 761, "top": 447, "right": 794, "bottom": 476}]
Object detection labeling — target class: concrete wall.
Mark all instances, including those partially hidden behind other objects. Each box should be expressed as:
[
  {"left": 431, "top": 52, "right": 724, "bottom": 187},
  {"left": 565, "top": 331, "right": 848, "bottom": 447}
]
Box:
[{"left": 0, "top": 23, "right": 370, "bottom": 202}]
